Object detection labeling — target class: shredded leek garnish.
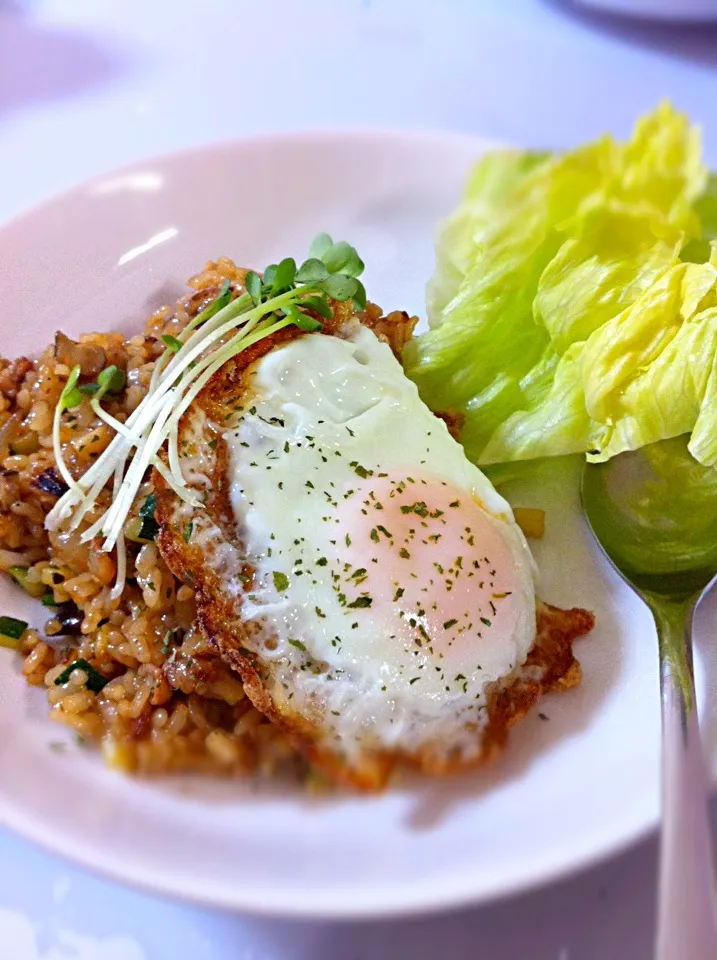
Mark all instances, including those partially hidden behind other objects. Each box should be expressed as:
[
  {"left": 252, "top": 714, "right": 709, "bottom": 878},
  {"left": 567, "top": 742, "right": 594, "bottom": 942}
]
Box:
[{"left": 45, "top": 237, "right": 366, "bottom": 597}]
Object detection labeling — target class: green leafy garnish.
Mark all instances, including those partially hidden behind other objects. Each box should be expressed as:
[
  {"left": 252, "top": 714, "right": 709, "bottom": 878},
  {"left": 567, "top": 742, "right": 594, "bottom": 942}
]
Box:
[
  {"left": 97, "top": 365, "right": 126, "bottom": 395},
  {"left": 347, "top": 596, "right": 372, "bottom": 608},
  {"left": 8, "top": 566, "right": 29, "bottom": 589},
  {"left": 76, "top": 364, "right": 127, "bottom": 405},
  {"left": 160, "top": 630, "right": 177, "bottom": 655},
  {"left": 244, "top": 271, "right": 262, "bottom": 304},
  {"left": 161, "top": 334, "right": 184, "bottom": 353},
  {"left": 401, "top": 501, "right": 429, "bottom": 517},
  {"left": 299, "top": 296, "right": 333, "bottom": 319},
  {"left": 8, "top": 566, "right": 49, "bottom": 599},
  {"left": 183, "top": 521, "right": 193, "bottom": 543},
  {"left": 288, "top": 638, "right": 307, "bottom": 651},
  {"left": 262, "top": 263, "right": 278, "bottom": 288},
  {"left": 308, "top": 233, "right": 333, "bottom": 259},
  {"left": 271, "top": 257, "right": 297, "bottom": 294},
  {"left": 59, "top": 365, "right": 83, "bottom": 411},
  {"left": 285, "top": 304, "right": 322, "bottom": 332},
  {"left": 320, "top": 274, "right": 357, "bottom": 302},
  {"left": 237, "top": 237, "right": 365, "bottom": 319},
  {"left": 0, "top": 615, "right": 28, "bottom": 645},
  {"left": 272, "top": 571, "right": 289, "bottom": 592},
  {"left": 78, "top": 382, "right": 101, "bottom": 396},
  {"left": 295, "top": 258, "right": 329, "bottom": 283},
  {"left": 45, "top": 234, "right": 367, "bottom": 595},
  {"left": 321, "top": 240, "right": 365, "bottom": 278},
  {"left": 137, "top": 492, "right": 159, "bottom": 541},
  {"left": 53, "top": 658, "right": 108, "bottom": 693},
  {"left": 352, "top": 279, "right": 367, "bottom": 312},
  {"left": 201, "top": 279, "right": 232, "bottom": 319}
]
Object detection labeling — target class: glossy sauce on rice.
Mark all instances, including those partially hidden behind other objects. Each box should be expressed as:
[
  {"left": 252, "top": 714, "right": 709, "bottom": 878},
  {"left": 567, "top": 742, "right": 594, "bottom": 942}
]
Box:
[{"left": 0, "top": 259, "right": 308, "bottom": 778}]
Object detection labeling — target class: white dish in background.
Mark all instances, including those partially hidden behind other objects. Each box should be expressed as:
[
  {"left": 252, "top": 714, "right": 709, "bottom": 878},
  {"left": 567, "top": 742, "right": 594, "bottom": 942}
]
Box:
[
  {"left": 0, "top": 131, "right": 716, "bottom": 919},
  {"left": 572, "top": 0, "right": 717, "bottom": 20}
]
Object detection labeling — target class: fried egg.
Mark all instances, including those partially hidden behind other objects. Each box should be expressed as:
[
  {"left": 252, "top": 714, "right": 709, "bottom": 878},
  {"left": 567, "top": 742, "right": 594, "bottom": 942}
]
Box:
[
  {"left": 156, "top": 308, "right": 593, "bottom": 789},
  {"left": 225, "top": 325, "right": 536, "bottom": 752}
]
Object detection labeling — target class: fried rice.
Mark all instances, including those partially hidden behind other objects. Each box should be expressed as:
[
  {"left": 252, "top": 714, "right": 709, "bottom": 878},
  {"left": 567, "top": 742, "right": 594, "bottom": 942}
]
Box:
[
  {"left": 0, "top": 259, "right": 329, "bottom": 779},
  {"left": 1, "top": 256, "right": 585, "bottom": 787}
]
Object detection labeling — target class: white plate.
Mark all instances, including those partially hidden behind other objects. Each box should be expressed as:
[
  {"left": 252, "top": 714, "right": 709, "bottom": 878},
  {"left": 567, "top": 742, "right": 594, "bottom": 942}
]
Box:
[{"left": 1, "top": 131, "right": 716, "bottom": 919}]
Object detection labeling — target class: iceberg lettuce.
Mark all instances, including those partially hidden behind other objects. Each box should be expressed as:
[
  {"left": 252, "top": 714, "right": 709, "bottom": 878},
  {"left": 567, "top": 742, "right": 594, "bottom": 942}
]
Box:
[{"left": 403, "top": 103, "right": 717, "bottom": 466}]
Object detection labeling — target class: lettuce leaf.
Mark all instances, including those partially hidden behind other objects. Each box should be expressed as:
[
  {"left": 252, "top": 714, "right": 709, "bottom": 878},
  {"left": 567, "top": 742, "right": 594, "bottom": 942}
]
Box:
[
  {"left": 533, "top": 206, "right": 684, "bottom": 354},
  {"left": 426, "top": 150, "right": 549, "bottom": 324},
  {"left": 404, "top": 102, "right": 715, "bottom": 466},
  {"left": 694, "top": 172, "right": 717, "bottom": 239}
]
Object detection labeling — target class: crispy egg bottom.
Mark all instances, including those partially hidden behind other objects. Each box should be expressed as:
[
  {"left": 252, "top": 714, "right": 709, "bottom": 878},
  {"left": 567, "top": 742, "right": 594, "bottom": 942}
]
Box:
[{"left": 155, "top": 303, "right": 594, "bottom": 790}]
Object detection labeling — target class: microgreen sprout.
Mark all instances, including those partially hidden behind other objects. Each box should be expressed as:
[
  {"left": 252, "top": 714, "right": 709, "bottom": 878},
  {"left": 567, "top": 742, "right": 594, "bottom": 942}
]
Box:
[
  {"left": 60, "top": 365, "right": 83, "bottom": 410},
  {"left": 45, "top": 235, "right": 366, "bottom": 597},
  {"left": 161, "top": 334, "right": 183, "bottom": 353},
  {"left": 51, "top": 364, "right": 83, "bottom": 491}
]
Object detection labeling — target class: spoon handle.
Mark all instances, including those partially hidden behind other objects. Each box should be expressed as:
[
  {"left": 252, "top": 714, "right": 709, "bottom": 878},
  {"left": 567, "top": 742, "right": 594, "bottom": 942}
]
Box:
[{"left": 655, "top": 601, "right": 717, "bottom": 960}]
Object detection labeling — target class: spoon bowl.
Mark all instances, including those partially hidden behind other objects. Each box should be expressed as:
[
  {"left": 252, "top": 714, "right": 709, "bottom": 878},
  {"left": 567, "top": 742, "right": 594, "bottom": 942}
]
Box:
[
  {"left": 581, "top": 436, "right": 717, "bottom": 603},
  {"left": 581, "top": 436, "right": 717, "bottom": 960}
]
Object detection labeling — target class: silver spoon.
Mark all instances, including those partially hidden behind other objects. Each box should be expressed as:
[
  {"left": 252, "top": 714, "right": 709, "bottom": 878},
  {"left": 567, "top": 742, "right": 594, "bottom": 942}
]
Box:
[{"left": 581, "top": 438, "right": 717, "bottom": 959}]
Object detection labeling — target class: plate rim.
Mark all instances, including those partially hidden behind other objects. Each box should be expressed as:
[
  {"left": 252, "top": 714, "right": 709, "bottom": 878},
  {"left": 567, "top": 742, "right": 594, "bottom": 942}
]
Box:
[
  {"left": 0, "top": 125, "right": 503, "bottom": 237},
  {"left": 0, "top": 782, "right": 652, "bottom": 918}
]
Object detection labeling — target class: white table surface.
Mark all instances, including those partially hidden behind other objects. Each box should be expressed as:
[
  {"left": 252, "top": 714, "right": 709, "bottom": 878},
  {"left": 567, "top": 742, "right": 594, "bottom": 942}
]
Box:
[{"left": 2, "top": 1, "right": 717, "bottom": 957}]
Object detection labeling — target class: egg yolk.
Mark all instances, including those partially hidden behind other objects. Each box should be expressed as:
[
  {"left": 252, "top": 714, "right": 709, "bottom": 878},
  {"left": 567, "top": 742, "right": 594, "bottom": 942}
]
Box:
[{"left": 332, "top": 475, "right": 528, "bottom": 666}]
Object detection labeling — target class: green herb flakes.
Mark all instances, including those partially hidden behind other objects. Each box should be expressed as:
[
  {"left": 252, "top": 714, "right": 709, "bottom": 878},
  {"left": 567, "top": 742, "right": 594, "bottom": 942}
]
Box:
[
  {"left": 347, "top": 596, "right": 372, "bottom": 609},
  {"left": 272, "top": 571, "right": 290, "bottom": 592}
]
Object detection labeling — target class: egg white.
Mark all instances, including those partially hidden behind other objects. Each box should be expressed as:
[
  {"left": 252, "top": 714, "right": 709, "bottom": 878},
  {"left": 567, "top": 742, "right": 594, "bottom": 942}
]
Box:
[{"left": 224, "top": 325, "right": 536, "bottom": 760}]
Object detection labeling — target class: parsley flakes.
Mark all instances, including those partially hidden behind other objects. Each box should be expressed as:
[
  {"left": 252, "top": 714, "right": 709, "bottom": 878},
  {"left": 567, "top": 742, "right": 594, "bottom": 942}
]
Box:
[
  {"left": 272, "top": 571, "right": 290, "bottom": 592},
  {"left": 347, "top": 596, "right": 372, "bottom": 609}
]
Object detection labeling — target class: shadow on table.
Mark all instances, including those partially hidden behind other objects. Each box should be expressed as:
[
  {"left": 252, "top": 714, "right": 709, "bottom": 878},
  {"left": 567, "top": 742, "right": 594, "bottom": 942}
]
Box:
[
  {"left": 544, "top": 0, "right": 717, "bottom": 69},
  {"left": 0, "top": 3, "right": 131, "bottom": 118}
]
